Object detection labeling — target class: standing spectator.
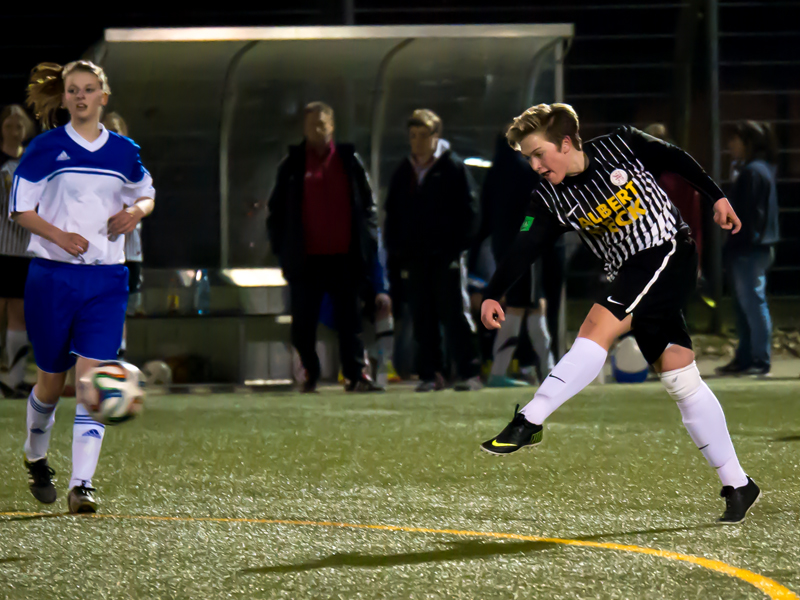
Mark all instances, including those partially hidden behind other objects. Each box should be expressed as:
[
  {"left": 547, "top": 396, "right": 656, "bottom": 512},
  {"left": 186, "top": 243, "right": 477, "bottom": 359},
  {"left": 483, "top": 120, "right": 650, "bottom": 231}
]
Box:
[
  {"left": 0, "top": 105, "right": 36, "bottom": 398},
  {"left": 384, "top": 109, "right": 481, "bottom": 391},
  {"left": 267, "top": 102, "right": 382, "bottom": 393},
  {"left": 716, "top": 121, "right": 779, "bottom": 376},
  {"left": 474, "top": 132, "right": 554, "bottom": 387},
  {"left": 368, "top": 229, "right": 398, "bottom": 387}
]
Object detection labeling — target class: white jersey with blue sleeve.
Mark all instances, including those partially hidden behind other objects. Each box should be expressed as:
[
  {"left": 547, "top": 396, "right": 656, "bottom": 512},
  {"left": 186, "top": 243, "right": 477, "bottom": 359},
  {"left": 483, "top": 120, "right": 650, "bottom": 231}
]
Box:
[{"left": 9, "top": 122, "right": 155, "bottom": 265}]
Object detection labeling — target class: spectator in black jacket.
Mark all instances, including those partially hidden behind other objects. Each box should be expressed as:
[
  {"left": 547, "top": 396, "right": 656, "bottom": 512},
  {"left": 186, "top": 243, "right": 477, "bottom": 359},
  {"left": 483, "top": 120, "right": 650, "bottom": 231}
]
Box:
[
  {"left": 473, "top": 133, "right": 555, "bottom": 388},
  {"left": 717, "top": 121, "right": 780, "bottom": 377},
  {"left": 384, "top": 109, "right": 482, "bottom": 391},
  {"left": 267, "top": 102, "right": 383, "bottom": 393}
]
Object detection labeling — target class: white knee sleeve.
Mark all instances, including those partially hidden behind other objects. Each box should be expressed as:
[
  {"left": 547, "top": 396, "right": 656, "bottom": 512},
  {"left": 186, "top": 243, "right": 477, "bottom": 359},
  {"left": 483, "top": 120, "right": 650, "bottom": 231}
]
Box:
[{"left": 660, "top": 361, "right": 702, "bottom": 401}]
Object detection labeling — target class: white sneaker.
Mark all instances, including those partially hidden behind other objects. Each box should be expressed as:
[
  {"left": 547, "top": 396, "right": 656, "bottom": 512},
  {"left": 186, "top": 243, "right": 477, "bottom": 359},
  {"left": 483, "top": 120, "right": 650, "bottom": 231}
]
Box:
[{"left": 454, "top": 376, "right": 483, "bottom": 392}]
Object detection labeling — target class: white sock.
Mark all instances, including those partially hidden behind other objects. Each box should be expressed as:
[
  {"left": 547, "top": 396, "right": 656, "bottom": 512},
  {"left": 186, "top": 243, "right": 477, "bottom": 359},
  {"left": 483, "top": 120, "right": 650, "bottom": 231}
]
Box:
[
  {"left": 526, "top": 312, "right": 555, "bottom": 376},
  {"left": 491, "top": 313, "right": 523, "bottom": 376},
  {"left": 6, "top": 330, "right": 30, "bottom": 388},
  {"left": 663, "top": 366, "right": 748, "bottom": 489},
  {"left": 376, "top": 316, "right": 394, "bottom": 365},
  {"left": 521, "top": 337, "right": 607, "bottom": 424},
  {"left": 24, "top": 391, "right": 58, "bottom": 461},
  {"left": 70, "top": 403, "right": 105, "bottom": 489}
]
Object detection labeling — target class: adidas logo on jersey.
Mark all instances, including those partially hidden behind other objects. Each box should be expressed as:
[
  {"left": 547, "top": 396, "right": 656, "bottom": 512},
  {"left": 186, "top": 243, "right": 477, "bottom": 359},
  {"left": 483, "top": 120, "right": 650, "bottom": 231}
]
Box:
[
  {"left": 82, "top": 429, "right": 103, "bottom": 439},
  {"left": 56, "top": 151, "right": 71, "bottom": 161}
]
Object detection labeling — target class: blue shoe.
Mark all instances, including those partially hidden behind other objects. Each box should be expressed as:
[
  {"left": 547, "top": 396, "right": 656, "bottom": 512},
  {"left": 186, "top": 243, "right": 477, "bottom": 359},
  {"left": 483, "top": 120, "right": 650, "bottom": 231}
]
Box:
[{"left": 486, "top": 375, "right": 531, "bottom": 388}]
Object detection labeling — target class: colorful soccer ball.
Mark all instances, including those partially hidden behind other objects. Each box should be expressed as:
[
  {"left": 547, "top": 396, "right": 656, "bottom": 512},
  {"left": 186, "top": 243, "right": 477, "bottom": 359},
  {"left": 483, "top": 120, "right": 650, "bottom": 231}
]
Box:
[
  {"left": 78, "top": 361, "right": 145, "bottom": 425},
  {"left": 611, "top": 336, "right": 650, "bottom": 384}
]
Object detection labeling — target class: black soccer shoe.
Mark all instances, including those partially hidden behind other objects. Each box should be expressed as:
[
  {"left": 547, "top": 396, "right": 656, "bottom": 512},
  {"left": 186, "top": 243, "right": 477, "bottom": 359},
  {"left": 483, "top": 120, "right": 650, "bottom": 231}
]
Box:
[
  {"left": 481, "top": 404, "right": 543, "bottom": 456},
  {"left": 718, "top": 477, "right": 761, "bottom": 524},
  {"left": 345, "top": 376, "right": 385, "bottom": 393},
  {"left": 300, "top": 380, "right": 318, "bottom": 394},
  {"left": 24, "top": 457, "right": 57, "bottom": 504},
  {"left": 68, "top": 483, "right": 98, "bottom": 514},
  {"left": 1, "top": 381, "right": 27, "bottom": 399},
  {"left": 714, "top": 360, "right": 749, "bottom": 376}
]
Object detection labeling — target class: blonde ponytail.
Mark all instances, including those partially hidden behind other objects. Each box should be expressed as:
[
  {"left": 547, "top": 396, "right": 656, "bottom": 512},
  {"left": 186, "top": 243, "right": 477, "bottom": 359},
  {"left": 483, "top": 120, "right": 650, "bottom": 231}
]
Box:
[
  {"left": 26, "top": 62, "right": 65, "bottom": 130},
  {"left": 26, "top": 60, "right": 111, "bottom": 130}
]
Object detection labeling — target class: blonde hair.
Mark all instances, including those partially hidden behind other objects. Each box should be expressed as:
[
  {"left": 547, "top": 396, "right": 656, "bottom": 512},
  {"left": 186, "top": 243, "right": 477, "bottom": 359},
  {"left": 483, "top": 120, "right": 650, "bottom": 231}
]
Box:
[
  {"left": 26, "top": 60, "right": 111, "bottom": 130},
  {"left": 407, "top": 109, "right": 442, "bottom": 136},
  {"left": 506, "top": 103, "right": 582, "bottom": 152},
  {"left": 304, "top": 101, "right": 334, "bottom": 124},
  {"left": 0, "top": 104, "right": 36, "bottom": 143},
  {"left": 102, "top": 111, "right": 128, "bottom": 136},
  {"left": 643, "top": 123, "right": 669, "bottom": 141}
]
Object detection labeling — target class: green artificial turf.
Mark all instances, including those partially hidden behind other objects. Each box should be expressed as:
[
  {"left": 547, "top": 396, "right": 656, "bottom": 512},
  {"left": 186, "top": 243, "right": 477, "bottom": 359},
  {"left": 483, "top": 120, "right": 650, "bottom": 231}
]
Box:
[{"left": 1, "top": 379, "right": 798, "bottom": 599}]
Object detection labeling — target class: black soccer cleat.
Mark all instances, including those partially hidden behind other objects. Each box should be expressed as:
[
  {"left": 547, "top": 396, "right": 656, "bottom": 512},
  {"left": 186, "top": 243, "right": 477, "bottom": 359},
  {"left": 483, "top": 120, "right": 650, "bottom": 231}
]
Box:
[
  {"left": 718, "top": 477, "right": 761, "bottom": 524},
  {"left": 68, "top": 483, "right": 98, "bottom": 514},
  {"left": 345, "top": 376, "right": 385, "bottom": 393},
  {"left": 24, "top": 457, "right": 57, "bottom": 504},
  {"left": 480, "top": 404, "right": 543, "bottom": 456},
  {"left": 1, "top": 381, "right": 28, "bottom": 399}
]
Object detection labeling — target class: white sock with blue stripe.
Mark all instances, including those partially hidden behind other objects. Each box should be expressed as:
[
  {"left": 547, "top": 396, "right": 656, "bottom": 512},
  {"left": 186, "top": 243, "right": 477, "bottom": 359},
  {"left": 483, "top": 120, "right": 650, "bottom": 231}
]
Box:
[
  {"left": 70, "top": 404, "right": 105, "bottom": 490},
  {"left": 24, "top": 391, "right": 59, "bottom": 461}
]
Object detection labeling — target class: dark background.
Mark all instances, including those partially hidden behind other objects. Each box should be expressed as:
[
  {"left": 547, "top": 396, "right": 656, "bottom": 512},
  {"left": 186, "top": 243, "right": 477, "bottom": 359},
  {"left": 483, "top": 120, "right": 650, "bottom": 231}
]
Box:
[{"left": 2, "top": 2, "right": 798, "bottom": 295}]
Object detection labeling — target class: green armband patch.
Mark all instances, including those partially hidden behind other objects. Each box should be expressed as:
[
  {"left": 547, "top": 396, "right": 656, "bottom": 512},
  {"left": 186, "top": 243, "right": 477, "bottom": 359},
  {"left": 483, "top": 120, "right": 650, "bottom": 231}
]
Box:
[{"left": 520, "top": 216, "right": 534, "bottom": 232}]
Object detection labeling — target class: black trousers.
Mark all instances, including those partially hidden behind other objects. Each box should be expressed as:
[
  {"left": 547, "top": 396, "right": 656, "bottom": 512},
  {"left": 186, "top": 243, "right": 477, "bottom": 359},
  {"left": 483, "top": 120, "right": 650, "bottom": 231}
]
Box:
[
  {"left": 541, "top": 241, "right": 567, "bottom": 360},
  {"left": 405, "top": 254, "right": 480, "bottom": 381},
  {"left": 289, "top": 255, "right": 366, "bottom": 384}
]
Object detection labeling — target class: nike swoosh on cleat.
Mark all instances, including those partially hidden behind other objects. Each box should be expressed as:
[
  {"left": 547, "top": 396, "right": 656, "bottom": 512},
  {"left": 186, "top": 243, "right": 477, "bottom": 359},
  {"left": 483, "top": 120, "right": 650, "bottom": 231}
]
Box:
[
  {"left": 548, "top": 374, "right": 566, "bottom": 383},
  {"left": 606, "top": 296, "right": 625, "bottom": 306},
  {"left": 698, "top": 444, "right": 709, "bottom": 450},
  {"left": 491, "top": 440, "right": 518, "bottom": 447}
]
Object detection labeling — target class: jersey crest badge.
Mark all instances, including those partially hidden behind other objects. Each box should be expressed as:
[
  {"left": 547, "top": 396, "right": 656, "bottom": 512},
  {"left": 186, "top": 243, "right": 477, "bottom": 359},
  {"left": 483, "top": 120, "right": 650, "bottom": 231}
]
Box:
[{"left": 610, "top": 169, "right": 628, "bottom": 186}]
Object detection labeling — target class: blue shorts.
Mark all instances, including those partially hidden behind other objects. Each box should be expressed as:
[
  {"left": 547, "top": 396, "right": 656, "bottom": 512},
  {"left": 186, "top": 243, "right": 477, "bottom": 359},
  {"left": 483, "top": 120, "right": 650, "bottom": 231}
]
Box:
[{"left": 25, "top": 258, "right": 129, "bottom": 373}]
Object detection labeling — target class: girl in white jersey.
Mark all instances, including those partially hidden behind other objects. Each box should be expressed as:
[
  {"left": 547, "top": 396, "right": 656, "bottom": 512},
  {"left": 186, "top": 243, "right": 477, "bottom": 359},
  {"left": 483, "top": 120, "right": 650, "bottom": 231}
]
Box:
[{"left": 10, "top": 61, "right": 155, "bottom": 513}]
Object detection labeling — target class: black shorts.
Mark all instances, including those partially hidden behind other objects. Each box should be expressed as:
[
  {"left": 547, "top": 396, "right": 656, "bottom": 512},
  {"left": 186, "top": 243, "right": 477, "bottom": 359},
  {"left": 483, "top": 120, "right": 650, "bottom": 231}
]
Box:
[
  {"left": 505, "top": 262, "right": 544, "bottom": 308},
  {"left": 125, "top": 261, "right": 143, "bottom": 294},
  {"left": 0, "top": 255, "right": 31, "bottom": 299},
  {"left": 598, "top": 235, "right": 698, "bottom": 365}
]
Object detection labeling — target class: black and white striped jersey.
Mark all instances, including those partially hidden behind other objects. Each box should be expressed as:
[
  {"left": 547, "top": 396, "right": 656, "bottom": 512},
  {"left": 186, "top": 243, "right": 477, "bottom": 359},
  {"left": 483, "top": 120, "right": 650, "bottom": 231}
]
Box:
[
  {"left": 484, "top": 126, "right": 725, "bottom": 300},
  {"left": 0, "top": 159, "right": 31, "bottom": 257}
]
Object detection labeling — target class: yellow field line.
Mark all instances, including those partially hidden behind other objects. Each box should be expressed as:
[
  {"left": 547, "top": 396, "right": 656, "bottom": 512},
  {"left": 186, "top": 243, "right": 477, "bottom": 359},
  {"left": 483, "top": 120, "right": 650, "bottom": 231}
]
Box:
[{"left": 1, "top": 512, "right": 796, "bottom": 599}]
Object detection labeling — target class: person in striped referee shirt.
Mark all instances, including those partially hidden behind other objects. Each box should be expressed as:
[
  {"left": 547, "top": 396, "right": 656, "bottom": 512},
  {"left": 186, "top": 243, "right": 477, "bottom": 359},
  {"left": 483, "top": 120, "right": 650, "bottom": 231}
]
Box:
[
  {"left": 479, "top": 103, "right": 759, "bottom": 524},
  {"left": 0, "top": 104, "right": 36, "bottom": 398}
]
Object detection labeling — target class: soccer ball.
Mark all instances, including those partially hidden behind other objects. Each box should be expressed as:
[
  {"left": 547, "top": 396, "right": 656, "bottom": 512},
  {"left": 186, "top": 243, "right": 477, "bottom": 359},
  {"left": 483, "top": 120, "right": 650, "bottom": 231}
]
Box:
[
  {"left": 611, "top": 336, "right": 650, "bottom": 383},
  {"left": 142, "top": 360, "right": 173, "bottom": 386},
  {"left": 78, "top": 361, "right": 145, "bottom": 425}
]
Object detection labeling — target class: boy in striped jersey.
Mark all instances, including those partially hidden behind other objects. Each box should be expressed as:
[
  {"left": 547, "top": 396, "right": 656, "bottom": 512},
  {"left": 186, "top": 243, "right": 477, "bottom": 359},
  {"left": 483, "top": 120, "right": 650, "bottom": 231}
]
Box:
[{"left": 480, "top": 104, "right": 759, "bottom": 524}]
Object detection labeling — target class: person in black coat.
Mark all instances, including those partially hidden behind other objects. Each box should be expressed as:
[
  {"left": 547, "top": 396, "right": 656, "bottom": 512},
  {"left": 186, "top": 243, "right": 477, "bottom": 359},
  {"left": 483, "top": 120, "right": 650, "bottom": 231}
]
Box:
[
  {"left": 472, "top": 133, "right": 556, "bottom": 388},
  {"left": 267, "top": 102, "right": 382, "bottom": 392},
  {"left": 384, "top": 109, "right": 482, "bottom": 392}
]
